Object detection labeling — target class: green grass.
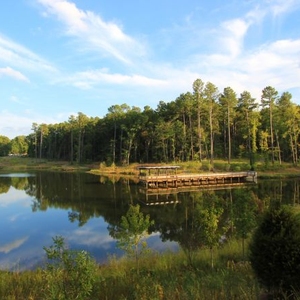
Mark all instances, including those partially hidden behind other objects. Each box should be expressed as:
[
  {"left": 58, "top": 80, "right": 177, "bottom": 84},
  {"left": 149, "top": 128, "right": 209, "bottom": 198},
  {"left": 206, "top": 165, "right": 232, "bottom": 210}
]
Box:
[
  {"left": 0, "top": 239, "right": 262, "bottom": 300},
  {"left": 0, "top": 156, "right": 90, "bottom": 172}
]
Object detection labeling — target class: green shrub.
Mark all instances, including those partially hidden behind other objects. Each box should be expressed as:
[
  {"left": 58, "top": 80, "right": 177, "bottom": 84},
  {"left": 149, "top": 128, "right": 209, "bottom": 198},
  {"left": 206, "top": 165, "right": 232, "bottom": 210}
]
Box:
[
  {"left": 43, "top": 236, "right": 98, "bottom": 300},
  {"left": 108, "top": 204, "right": 154, "bottom": 273},
  {"left": 249, "top": 205, "right": 300, "bottom": 297}
]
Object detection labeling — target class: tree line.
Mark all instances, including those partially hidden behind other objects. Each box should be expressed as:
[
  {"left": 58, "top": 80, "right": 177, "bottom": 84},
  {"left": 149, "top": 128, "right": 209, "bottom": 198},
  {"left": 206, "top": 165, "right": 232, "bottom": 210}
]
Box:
[{"left": 1, "top": 79, "right": 299, "bottom": 167}]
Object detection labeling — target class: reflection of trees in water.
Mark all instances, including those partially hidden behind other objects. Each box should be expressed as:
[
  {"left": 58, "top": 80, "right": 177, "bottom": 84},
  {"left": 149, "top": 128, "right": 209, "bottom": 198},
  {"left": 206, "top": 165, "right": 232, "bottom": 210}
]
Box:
[
  {"left": 147, "top": 187, "right": 263, "bottom": 266},
  {"left": 68, "top": 211, "right": 89, "bottom": 227},
  {"left": 0, "top": 177, "right": 11, "bottom": 194},
  {"left": 22, "top": 172, "right": 139, "bottom": 227},
  {"left": 2, "top": 173, "right": 300, "bottom": 261},
  {"left": 11, "top": 177, "right": 29, "bottom": 190},
  {"left": 0, "top": 176, "right": 31, "bottom": 194},
  {"left": 0, "top": 176, "right": 30, "bottom": 194},
  {"left": 153, "top": 191, "right": 228, "bottom": 267},
  {"left": 230, "top": 189, "right": 258, "bottom": 259},
  {"left": 256, "top": 179, "right": 300, "bottom": 206}
]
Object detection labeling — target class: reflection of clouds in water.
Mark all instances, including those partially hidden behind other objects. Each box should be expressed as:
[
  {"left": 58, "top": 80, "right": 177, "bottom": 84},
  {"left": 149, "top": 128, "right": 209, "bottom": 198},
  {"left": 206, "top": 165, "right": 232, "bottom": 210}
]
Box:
[
  {"left": 8, "top": 212, "right": 27, "bottom": 222},
  {"left": 0, "top": 245, "right": 45, "bottom": 271},
  {"left": 68, "top": 220, "right": 178, "bottom": 253},
  {"left": 0, "top": 173, "right": 35, "bottom": 178},
  {"left": 147, "top": 233, "right": 179, "bottom": 252},
  {"left": 0, "top": 236, "right": 28, "bottom": 253},
  {"left": 0, "top": 187, "right": 31, "bottom": 207},
  {"left": 68, "top": 221, "right": 114, "bottom": 250}
]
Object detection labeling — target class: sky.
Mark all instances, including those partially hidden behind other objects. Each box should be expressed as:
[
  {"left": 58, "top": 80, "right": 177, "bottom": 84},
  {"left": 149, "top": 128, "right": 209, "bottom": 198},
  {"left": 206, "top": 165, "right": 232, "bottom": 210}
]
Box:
[{"left": 1, "top": 0, "right": 300, "bottom": 139}]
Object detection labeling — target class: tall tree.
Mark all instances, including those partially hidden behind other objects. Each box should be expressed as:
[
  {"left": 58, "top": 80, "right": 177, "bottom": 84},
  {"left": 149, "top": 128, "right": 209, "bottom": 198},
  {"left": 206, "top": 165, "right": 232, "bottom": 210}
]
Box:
[
  {"left": 219, "top": 87, "right": 238, "bottom": 164},
  {"left": 261, "top": 86, "right": 278, "bottom": 165},
  {"left": 175, "top": 93, "right": 195, "bottom": 160},
  {"left": 204, "top": 82, "right": 219, "bottom": 169},
  {"left": 122, "top": 106, "right": 144, "bottom": 165},
  {"left": 75, "top": 112, "right": 89, "bottom": 164},
  {"left": 31, "top": 123, "right": 38, "bottom": 160},
  {"left": 193, "top": 78, "right": 205, "bottom": 161},
  {"left": 38, "top": 124, "right": 49, "bottom": 159},
  {"left": 106, "top": 104, "right": 130, "bottom": 164},
  {"left": 277, "top": 92, "right": 300, "bottom": 164},
  {"left": 139, "top": 106, "right": 157, "bottom": 163},
  {"left": 237, "top": 91, "right": 259, "bottom": 168},
  {"left": 68, "top": 115, "right": 76, "bottom": 164}
]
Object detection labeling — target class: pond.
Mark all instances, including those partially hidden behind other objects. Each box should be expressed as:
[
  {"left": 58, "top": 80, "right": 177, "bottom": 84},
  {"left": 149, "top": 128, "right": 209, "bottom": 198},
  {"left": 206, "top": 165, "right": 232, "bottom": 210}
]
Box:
[{"left": 0, "top": 171, "right": 299, "bottom": 270}]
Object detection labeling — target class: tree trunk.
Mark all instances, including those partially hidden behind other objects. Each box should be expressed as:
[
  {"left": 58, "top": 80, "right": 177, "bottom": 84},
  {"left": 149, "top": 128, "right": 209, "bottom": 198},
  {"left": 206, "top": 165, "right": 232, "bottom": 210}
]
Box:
[{"left": 227, "top": 106, "right": 231, "bottom": 164}]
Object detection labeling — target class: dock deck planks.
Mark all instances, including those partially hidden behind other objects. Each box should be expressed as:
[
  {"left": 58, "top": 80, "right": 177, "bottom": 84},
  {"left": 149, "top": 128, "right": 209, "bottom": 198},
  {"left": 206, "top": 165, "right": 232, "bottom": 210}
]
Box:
[{"left": 138, "top": 166, "right": 257, "bottom": 188}]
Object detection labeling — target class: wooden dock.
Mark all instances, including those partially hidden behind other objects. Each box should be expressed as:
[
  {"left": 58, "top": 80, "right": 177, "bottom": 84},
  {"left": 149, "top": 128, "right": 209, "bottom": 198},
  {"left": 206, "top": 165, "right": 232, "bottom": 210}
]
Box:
[{"left": 138, "top": 166, "right": 257, "bottom": 189}]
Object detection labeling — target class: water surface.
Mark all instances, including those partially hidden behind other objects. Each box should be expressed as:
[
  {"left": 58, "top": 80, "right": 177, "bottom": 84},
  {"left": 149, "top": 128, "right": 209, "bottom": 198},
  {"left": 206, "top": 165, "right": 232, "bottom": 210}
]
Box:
[{"left": 0, "top": 171, "right": 299, "bottom": 270}]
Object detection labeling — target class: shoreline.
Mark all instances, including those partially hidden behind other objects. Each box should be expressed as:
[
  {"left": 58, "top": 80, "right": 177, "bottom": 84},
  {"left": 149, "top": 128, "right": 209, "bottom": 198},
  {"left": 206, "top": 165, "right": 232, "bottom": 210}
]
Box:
[{"left": 0, "top": 156, "right": 300, "bottom": 179}]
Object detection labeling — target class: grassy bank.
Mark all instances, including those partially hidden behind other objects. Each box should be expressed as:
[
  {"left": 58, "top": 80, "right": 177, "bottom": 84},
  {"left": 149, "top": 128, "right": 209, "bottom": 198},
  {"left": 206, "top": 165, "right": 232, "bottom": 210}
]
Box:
[
  {"left": 0, "top": 239, "right": 261, "bottom": 300},
  {"left": 1, "top": 156, "right": 300, "bottom": 179},
  {"left": 89, "top": 159, "right": 300, "bottom": 179},
  {"left": 0, "top": 156, "right": 91, "bottom": 172}
]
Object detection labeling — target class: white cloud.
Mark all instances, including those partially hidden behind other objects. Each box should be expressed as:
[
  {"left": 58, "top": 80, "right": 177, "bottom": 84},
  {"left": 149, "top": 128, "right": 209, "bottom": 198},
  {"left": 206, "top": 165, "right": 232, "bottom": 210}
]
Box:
[
  {"left": 37, "top": 0, "right": 146, "bottom": 64},
  {"left": 220, "top": 18, "right": 250, "bottom": 57},
  {"left": 268, "top": 0, "right": 300, "bottom": 16},
  {"left": 0, "top": 110, "right": 71, "bottom": 139},
  {"left": 178, "top": 0, "right": 300, "bottom": 101},
  {"left": 184, "top": 34, "right": 300, "bottom": 103},
  {"left": 0, "top": 111, "right": 35, "bottom": 139},
  {"left": 0, "top": 67, "right": 29, "bottom": 82},
  {"left": 0, "top": 34, "right": 56, "bottom": 73},
  {"left": 60, "top": 69, "right": 167, "bottom": 89}
]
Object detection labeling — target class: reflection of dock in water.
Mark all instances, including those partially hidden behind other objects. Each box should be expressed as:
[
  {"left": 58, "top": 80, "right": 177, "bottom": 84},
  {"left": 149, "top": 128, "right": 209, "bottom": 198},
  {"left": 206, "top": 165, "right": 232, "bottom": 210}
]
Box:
[
  {"left": 139, "top": 183, "right": 256, "bottom": 205},
  {"left": 137, "top": 166, "right": 257, "bottom": 205}
]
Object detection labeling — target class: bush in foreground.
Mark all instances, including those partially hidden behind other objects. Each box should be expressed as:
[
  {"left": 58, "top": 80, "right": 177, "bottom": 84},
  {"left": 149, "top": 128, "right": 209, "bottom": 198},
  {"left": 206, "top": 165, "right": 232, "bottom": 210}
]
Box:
[
  {"left": 43, "top": 236, "right": 98, "bottom": 300},
  {"left": 249, "top": 204, "right": 300, "bottom": 297}
]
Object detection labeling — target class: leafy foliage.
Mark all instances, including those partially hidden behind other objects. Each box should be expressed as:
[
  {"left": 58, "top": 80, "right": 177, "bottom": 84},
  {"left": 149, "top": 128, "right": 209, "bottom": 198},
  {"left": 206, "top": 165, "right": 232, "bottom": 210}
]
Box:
[
  {"left": 43, "top": 236, "right": 98, "bottom": 300},
  {"left": 1, "top": 81, "right": 300, "bottom": 166},
  {"left": 0, "top": 135, "right": 10, "bottom": 156},
  {"left": 249, "top": 205, "right": 300, "bottom": 296},
  {"left": 109, "top": 204, "right": 154, "bottom": 271}
]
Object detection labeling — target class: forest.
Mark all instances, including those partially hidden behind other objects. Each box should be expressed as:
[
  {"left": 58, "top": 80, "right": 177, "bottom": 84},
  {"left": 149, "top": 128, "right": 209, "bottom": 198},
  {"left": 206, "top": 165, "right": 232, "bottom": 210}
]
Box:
[{"left": 0, "top": 79, "right": 299, "bottom": 168}]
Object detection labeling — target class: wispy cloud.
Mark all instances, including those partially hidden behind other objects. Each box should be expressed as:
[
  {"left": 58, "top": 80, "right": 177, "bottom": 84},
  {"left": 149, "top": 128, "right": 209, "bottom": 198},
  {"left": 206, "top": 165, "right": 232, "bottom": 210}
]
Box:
[
  {"left": 0, "top": 67, "right": 30, "bottom": 82},
  {"left": 33, "top": 0, "right": 299, "bottom": 99},
  {"left": 10, "top": 96, "right": 24, "bottom": 104},
  {"left": 0, "top": 34, "right": 56, "bottom": 73},
  {"left": 59, "top": 68, "right": 167, "bottom": 89},
  {"left": 268, "top": 0, "right": 300, "bottom": 16},
  {"left": 37, "top": 0, "right": 146, "bottom": 64}
]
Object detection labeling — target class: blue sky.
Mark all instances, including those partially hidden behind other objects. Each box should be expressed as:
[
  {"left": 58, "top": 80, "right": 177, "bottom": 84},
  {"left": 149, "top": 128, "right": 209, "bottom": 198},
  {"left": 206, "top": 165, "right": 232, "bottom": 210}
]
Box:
[{"left": 1, "top": 0, "right": 300, "bottom": 139}]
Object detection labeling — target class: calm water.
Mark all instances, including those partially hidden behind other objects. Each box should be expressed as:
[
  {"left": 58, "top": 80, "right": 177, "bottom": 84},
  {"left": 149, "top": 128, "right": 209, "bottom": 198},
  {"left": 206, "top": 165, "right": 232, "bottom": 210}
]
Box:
[{"left": 0, "top": 171, "right": 299, "bottom": 270}]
